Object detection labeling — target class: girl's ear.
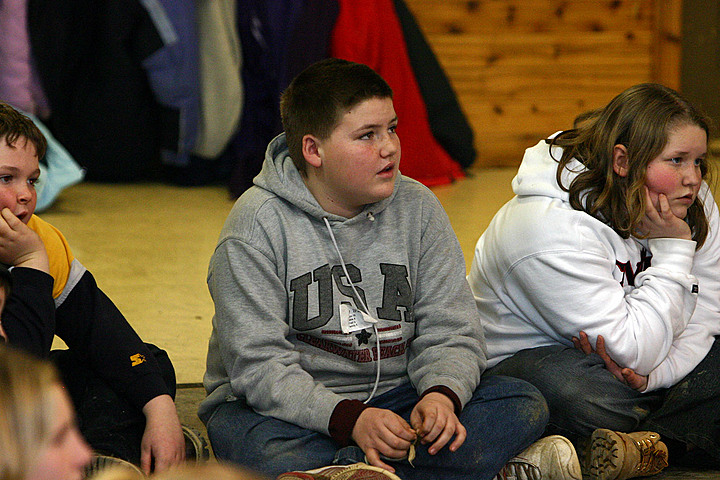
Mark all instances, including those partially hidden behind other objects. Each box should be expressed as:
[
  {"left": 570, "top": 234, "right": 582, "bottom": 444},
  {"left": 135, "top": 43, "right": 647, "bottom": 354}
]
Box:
[
  {"left": 612, "top": 144, "right": 629, "bottom": 177},
  {"left": 302, "top": 134, "right": 323, "bottom": 169}
]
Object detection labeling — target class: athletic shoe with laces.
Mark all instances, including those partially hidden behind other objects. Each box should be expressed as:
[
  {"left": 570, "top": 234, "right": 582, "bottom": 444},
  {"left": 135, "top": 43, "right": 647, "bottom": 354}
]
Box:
[
  {"left": 276, "top": 462, "right": 402, "bottom": 480},
  {"left": 182, "top": 424, "right": 210, "bottom": 463},
  {"left": 494, "top": 435, "right": 582, "bottom": 480},
  {"left": 83, "top": 454, "right": 145, "bottom": 479},
  {"left": 587, "top": 429, "right": 668, "bottom": 480}
]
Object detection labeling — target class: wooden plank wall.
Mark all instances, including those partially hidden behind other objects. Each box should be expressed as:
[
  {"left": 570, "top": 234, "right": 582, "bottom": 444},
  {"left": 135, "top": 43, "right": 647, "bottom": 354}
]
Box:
[{"left": 403, "top": 0, "right": 682, "bottom": 168}]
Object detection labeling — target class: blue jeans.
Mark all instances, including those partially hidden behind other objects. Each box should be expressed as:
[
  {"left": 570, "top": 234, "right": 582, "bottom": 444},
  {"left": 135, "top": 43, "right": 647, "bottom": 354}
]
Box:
[
  {"left": 641, "top": 337, "right": 720, "bottom": 465},
  {"left": 487, "top": 342, "right": 720, "bottom": 466},
  {"left": 485, "top": 346, "right": 664, "bottom": 444},
  {"left": 204, "top": 376, "right": 548, "bottom": 480}
]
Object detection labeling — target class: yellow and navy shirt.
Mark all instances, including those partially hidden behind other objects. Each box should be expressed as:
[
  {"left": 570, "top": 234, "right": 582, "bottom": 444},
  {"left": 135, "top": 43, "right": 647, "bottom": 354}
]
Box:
[
  {"left": 4, "top": 215, "right": 170, "bottom": 409},
  {"left": 27, "top": 215, "right": 81, "bottom": 302}
]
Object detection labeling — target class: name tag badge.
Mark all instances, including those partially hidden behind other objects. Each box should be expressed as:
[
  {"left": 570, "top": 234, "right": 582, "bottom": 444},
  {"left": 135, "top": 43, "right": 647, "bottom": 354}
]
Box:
[{"left": 339, "top": 303, "right": 378, "bottom": 334}]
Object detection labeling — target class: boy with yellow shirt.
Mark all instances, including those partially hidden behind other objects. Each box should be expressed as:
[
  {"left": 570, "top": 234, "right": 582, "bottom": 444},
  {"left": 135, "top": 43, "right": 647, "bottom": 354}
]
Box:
[{"left": 0, "top": 101, "right": 185, "bottom": 474}]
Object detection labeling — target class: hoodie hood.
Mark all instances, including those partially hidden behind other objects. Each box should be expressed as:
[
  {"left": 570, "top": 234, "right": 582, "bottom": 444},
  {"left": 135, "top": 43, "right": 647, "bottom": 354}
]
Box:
[
  {"left": 511, "top": 132, "right": 585, "bottom": 203},
  {"left": 203, "top": 135, "right": 486, "bottom": 431},
  {"left": 254, "top": 133, "right": 400, "bottom": 222}
]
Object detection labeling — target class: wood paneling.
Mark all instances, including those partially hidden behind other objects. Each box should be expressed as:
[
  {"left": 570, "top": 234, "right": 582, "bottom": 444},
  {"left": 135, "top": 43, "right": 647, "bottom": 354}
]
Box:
[{"left": 403, "top": 0, "right": 681, "bottom": 167}]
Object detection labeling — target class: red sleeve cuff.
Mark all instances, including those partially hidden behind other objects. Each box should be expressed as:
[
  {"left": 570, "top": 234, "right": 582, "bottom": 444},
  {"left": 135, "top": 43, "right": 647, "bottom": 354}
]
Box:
[
  {"left": 328, "top": 399, "right": 369, "bottom": 446},
  {"left": 420, "top": 386, "right": 462, "bottom": 414}
]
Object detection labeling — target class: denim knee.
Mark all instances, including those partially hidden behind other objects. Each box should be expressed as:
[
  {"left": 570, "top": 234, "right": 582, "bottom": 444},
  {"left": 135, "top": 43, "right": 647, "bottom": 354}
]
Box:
[
  {"left": 488, "top": 346, "right": 656, "bottom": 437},
  {"left": 491, "top": 375, "right": 549, "bottom": 442},
  {"left": 205, "top": 400, "right": 337, "bottom": 477}
]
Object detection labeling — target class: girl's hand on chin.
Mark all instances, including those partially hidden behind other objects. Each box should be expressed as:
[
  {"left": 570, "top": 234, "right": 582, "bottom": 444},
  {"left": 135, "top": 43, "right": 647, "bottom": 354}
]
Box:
[{"left": 639, "top": 188, "right": 692, "bottom": 241}]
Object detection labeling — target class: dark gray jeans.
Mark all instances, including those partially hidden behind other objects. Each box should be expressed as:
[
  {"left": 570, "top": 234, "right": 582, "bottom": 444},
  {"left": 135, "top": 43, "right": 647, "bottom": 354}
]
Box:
[{"left": 485, "top": 337, "right": 720, "bottom": 466}]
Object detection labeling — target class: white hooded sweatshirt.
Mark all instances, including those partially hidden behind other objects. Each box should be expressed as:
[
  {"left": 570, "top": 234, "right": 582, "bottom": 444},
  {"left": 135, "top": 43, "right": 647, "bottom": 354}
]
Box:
[{"left": 468, "top": 135, "right": 720, "bottom": 392}]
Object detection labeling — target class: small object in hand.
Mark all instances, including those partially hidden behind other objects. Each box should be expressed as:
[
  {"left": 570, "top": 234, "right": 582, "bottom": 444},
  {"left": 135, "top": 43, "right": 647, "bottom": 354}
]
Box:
[{"left": 408, "top": 437, "right": 419, "bottom": 467}]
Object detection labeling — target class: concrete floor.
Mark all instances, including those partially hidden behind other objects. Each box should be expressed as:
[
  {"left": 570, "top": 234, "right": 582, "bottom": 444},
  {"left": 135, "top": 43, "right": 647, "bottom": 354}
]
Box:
[{"left": 41, "top": 167, "right": 720, "bottom": 477}]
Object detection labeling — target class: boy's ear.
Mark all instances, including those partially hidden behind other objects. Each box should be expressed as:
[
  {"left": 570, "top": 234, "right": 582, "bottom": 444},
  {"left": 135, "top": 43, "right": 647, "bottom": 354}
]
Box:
[
  {"left": 301, "top": 134, "right": 323, "bottom": 169},
  {"left": 612, "top": 144, "right": 629, "bottom": 177}
]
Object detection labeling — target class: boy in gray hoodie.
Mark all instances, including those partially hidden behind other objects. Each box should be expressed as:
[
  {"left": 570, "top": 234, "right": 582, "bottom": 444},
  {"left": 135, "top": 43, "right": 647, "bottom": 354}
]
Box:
[{"left": 200, "top": 58, "right": 549, "bottom": 480}]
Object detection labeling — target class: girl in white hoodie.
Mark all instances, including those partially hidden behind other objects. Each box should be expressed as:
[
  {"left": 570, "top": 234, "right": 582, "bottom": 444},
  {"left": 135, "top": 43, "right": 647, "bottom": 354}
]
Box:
[{"left": 469, "top": 83, "right": 720, "bottom": 480}]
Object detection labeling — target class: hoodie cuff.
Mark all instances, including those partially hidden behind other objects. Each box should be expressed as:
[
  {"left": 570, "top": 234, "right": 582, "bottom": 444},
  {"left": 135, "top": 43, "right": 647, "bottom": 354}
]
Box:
[
  {"left": 420, "top": 386, "right": 462, "bottom": 414},
  {"left": 328, "top": 399, "right": 369, "bottom": 447},
  {"left": 648, "top": 238, "right": 696, "bottom": 274}
]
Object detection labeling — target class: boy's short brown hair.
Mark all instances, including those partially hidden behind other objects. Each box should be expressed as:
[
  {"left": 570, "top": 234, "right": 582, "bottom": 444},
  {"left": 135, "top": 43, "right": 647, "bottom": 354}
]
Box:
[
  {"left": 280, "top": 58, "right": 393, "bottom": 174},
  {"left": 0, "top": 102, "right": 47, "bottom": 160}
]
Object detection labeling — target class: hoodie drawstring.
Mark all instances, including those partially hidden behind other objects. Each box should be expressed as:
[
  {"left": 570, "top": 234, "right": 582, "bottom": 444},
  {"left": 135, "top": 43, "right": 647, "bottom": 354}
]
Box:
[{"left": 323, "top": 217, "right": 381, "bottom": 403}]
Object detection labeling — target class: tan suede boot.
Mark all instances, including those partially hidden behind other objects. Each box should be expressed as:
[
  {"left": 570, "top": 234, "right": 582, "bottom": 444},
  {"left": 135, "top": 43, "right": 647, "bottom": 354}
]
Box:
[{"left": 587, "top": 429, "right": 669, "bottom": 480}]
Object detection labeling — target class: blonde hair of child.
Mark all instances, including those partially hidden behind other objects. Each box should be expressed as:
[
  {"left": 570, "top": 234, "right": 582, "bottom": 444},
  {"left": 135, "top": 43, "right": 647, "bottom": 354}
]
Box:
[
  {"left": 0, "top": 345, "right": 61, "bottom": 480},
  {"left": 89, "top": 463, "right": 269, "bottom": 480}
]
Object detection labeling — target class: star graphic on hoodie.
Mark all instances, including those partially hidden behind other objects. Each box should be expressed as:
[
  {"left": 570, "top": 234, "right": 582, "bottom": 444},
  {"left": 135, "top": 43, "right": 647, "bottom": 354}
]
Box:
[{"left": 356, "top": 329, "right": 372, "bottom": 345}]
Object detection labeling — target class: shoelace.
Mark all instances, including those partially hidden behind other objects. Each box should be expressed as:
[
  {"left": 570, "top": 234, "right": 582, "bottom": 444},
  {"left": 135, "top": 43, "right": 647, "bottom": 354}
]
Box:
[{"left": 634, "top": 436, "right": 669, "bottom": 474}]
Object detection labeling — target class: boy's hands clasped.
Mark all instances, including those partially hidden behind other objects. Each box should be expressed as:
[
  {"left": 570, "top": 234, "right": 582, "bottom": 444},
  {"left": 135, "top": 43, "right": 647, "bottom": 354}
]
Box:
[
  {"left": 352, "top": 407, "right": 415, "bottom": 472},
  {"left": 352, "top": 392, "right": 466, "bottom": 473},
  {"left": 411, "top": 392, "right": 466, "bottom": 454}
]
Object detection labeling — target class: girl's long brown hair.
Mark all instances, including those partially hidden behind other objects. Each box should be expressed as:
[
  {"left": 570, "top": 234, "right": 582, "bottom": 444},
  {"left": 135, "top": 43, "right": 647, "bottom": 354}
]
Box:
[{"left": 549, "top": 83, "right": 711, "bottom": 248}]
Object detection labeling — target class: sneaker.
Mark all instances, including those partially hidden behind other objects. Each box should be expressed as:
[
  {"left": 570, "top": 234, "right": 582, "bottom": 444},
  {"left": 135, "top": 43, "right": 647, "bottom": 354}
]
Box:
[
  {"left": 587, "top": 429, "right": 668, "bottom": 480},
  {"left": 276, "top": 462, "right": 402, "bottom": 480},
  {"left": 83, "top": 454, "right": 145, "bottom": 479},
  {"left": 495, "top": 435, "right": 582, "bottom": 480},
  {"left": 182, "top": 425, "right": 210, "bottom": 463}
]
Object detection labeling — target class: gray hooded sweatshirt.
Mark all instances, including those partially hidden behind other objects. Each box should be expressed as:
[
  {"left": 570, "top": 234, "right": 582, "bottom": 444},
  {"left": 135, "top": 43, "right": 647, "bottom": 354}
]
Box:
[{"left": 200, "top": 133, "right": 486, "bottom": 436}]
